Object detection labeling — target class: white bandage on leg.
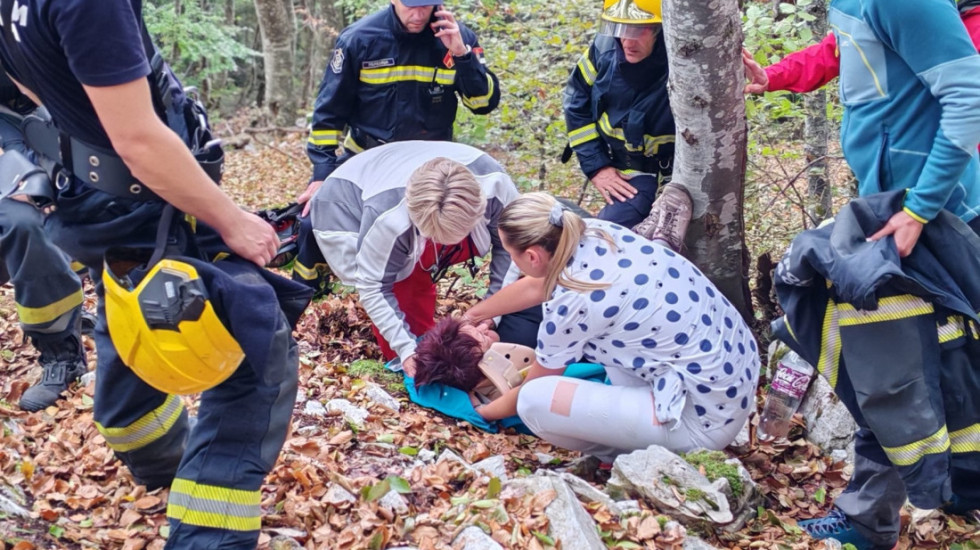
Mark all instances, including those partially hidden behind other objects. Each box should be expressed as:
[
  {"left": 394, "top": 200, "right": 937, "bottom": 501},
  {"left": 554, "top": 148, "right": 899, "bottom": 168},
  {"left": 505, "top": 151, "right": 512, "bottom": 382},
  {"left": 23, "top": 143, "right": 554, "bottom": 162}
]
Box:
[{"left": 516, "top": 376, "right": 705, "bottom": 460}]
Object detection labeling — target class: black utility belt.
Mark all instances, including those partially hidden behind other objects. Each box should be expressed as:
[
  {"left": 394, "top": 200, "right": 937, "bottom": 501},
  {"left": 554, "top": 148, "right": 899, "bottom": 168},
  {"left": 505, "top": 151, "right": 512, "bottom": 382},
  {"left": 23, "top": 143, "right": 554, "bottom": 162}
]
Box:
[
  {"left": 20, "top": 109, "right": 224, "bottom": 203},
  {"left": 22, "top": 110, "right": 162, "bottom": 202}
]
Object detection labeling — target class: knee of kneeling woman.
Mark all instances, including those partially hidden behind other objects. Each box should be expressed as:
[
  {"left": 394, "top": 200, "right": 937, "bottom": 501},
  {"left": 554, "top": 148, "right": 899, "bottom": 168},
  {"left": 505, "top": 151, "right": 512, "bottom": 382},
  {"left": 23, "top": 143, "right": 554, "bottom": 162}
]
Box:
[{"left": 516, "top": 377, "right": 560, "bottom": 429}]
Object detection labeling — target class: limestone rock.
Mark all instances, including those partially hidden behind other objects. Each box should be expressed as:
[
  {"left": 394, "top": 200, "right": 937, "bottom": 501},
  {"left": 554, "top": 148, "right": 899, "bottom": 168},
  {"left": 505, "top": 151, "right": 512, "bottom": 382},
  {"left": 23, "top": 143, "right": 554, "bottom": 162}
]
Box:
[
  {"left": 473, "top": 455, "right": 508, "bottom": 481},
  {"left": 504, "top": 476, "right": 605, "bottom": 549},
  {"left": 607, "top": 446, "right": 733, "bottom": 527},
  {"left": 452, "top": 526, "right": 503, "bottom": 550},
  {"left": 303, "top": 399, "right": 326, "bottom": 417},
  {"left": 799, "top": 374, "right": 856, "bottom": 459},
  {"left": 364, "top": 383, "right": 401, "bottom": 412},
  {"left": 324, "top": 483, "right": 357, "bottom": 506},
  {"left": 326, "top": 399, "right": 369, "bottom": 429}
]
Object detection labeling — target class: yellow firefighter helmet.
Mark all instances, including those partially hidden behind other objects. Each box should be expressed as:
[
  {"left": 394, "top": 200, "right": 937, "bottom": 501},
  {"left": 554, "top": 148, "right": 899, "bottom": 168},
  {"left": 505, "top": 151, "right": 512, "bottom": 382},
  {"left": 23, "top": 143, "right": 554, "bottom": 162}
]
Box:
[
  {"left": 600, "top": 0, "right": 663, "bottom": 38},
  {"left": 103, "top": 256, "right": 244, "bottom": 395}
]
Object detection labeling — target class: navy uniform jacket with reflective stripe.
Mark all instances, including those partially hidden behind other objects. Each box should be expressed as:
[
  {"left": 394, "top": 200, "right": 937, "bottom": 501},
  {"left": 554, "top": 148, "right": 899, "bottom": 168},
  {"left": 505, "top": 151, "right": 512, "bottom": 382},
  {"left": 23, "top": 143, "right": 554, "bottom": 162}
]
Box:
[
  {"left": 307, "top": 6, "right": 500, "bottom": 181},
  {"left": 773, "top": 190, "right": 980, "bottom": 508},
  {"left": 563, "top": 33, "right": 675, "bottom": 180}
]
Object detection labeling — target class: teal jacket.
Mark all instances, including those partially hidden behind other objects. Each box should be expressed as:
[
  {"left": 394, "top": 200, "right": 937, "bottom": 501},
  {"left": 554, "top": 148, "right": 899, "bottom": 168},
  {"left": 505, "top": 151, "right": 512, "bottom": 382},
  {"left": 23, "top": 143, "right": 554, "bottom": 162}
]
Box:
[{"left": 831, "top": 0, "right": 980, "bottom": 222}]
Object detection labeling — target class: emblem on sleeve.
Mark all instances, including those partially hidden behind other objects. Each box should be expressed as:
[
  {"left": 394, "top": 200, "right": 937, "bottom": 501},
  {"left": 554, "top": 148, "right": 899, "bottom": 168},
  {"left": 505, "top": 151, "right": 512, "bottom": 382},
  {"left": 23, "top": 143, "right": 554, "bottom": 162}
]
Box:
[{"left": 330, "top": 48, "right": 345, "bottom": 74}]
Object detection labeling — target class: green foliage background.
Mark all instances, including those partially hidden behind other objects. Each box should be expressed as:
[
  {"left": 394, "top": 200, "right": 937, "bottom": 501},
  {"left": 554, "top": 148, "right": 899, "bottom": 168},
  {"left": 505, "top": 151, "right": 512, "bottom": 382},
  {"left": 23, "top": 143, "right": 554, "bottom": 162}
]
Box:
[{"left": 144, "top": 0, "right": 844, "bottom": 254}]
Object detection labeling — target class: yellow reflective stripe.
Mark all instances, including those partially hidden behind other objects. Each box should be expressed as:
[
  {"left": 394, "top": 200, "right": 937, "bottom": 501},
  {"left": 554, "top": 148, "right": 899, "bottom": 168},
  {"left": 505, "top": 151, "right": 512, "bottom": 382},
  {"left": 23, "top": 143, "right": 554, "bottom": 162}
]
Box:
[
  {"left": 308, "top": 128, "right": 341, "bottom": 146},
  {"left": 16, "top": 288, "right": 83, "bottom": 327},
  {"left": 342, "top": 133, "right": 364, "bottom": 154},
  {"left": 461, "top": 73, "right": 495, "bottom": 110},
  {"left": 293, "top": 260, "right": 328, "bottom": 281},
  {"left": 882, "top": 425, "right": 950, "bottom": 466},
  {"left": 576, "top": 52, "right": 597, "bottom": 86},
  {"left": 831, "top": 25, "right": 886, "bottom": 98},
  {"left": 70, "top": 261, "right": 86, "bottom": 273},
  {"left": 168, "top": 478, "right": 261, "bottom": 532},
  {"left": 951, "top": 424, "right": 980, "bottom": 454},
  {"left": 903, "top": 207, "right": 929, "bottom": 224},
  {"left": 837, "top": 295, "right": 934, "bottom": 326},
  {"left": 359, "top": 65, "right": 456, "bottom": 85},
  {"left": 818, "top": 301, "right": 842, "bottom": 388},
  {"left": 937, "top": 316, "right": 965, "bottom": 344},
  {"left": 568, "top": 123, "right": 599, "bottom": 147},
  {"left": 598, "top": 112, "right": 626, "bottom": 142},
  {"left": 643, "top": 134, "right": 675, "bottom": 156},
  {"left": 95, "top": 395, "right": 184, "bottom": 453}
]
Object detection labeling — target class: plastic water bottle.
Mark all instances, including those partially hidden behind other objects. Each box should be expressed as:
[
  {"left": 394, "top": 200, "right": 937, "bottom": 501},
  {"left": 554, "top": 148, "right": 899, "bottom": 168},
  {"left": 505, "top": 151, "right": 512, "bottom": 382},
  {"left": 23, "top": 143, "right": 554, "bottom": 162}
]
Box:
[{"left": 757, "top": 350, "right": 814, "bottom": 441}]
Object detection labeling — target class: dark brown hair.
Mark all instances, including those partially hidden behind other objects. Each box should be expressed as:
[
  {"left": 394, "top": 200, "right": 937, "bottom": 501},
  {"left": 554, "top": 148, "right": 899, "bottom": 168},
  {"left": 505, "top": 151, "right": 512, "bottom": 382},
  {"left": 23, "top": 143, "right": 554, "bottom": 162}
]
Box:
[{"left": 413, "top": 317, "right": 485, "bottom": 391}]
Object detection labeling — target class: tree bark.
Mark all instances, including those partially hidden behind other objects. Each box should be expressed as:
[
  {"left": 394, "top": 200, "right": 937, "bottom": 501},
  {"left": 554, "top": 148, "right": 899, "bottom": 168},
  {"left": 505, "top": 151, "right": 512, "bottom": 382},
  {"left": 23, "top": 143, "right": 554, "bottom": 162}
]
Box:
[
  {"left": 299, "top": 0, "right": 344, "bottom": 108},
  {"left": 804, "top": 0, "right": 831, "bottom": 226},
  {"left": 253, "top": 0, "right": 297, "bottom": 126},
  {"left": 662, "top": 0, "right": 753, "bottom": 320}
]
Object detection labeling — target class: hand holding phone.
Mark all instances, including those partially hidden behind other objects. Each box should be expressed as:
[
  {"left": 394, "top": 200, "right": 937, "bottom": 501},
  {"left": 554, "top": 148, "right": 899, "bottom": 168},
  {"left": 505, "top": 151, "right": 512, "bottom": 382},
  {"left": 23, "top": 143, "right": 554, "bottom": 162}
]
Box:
[{"left": 430, "top": 6, "right": 467, "bottom": 57}]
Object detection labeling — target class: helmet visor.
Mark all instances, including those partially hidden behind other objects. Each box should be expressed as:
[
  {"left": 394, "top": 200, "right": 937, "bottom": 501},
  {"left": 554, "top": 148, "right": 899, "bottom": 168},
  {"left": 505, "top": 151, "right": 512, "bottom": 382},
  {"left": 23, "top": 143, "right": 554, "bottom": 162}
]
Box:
[{"left": 598, "top": 21, "right": 661, "bottom": 40}]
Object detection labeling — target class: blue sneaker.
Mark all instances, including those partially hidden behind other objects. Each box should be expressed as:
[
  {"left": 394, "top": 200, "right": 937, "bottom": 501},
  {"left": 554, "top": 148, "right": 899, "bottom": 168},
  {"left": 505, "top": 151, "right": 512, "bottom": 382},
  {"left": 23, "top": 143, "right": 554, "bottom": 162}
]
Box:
[{"left": 798, "top": 507, "right": 895, "bottom": 550}]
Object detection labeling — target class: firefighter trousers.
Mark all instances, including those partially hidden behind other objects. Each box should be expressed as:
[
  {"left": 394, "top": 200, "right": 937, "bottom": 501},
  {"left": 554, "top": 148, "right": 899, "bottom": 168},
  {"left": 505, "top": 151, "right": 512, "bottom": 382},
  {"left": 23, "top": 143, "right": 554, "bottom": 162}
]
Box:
[
  {"left": 46, "top": 180, "right": 308, "bottom": 549},
  {"left": 0, "top": 198, "right": 82, "bottom": 335}
]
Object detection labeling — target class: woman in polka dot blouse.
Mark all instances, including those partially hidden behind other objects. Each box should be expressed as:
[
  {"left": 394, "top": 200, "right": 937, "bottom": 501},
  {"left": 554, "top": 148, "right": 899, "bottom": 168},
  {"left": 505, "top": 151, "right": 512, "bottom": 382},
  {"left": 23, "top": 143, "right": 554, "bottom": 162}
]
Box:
[{"left": 465, "top": 192, "right": 760, "bottom": 459}]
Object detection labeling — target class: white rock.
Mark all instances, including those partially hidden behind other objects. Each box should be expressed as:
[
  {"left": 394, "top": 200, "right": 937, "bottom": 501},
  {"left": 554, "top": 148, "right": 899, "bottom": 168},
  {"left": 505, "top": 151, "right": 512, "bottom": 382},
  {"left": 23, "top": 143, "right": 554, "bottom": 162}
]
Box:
[
  {"left": 472, "top": 456, "right": 508, "bottom": 480},
  {"left": 452, "top": 526, "right": 503, "bottom": 550},
  {"left": 364, "top": 383, "right": 401, "bottom": 412},
  {"left": 79, "top": 371, "right": 97, "bottom": 387},
  {"left": 505, "top": 476, "right": 605, "bottom": 549},
  {"left": 607, "top": 446, "right": 734, "bottom": 527},
  {"left": 0, "top": 485, "right": 29, "bottom": 518},
  {"left": 326, "top": 399, "right": 369, "bottom": 429},
  {"left": 295, "top": 425, "right": 319, "bottom": 437},
  {"left": 324, "top": 484, "right": 357, "bottom": 506},
  {"left": 378, "top": 490, "right": 409, "bottom": 514},
  {"left": 799, "top": 374, "right": 856, "bottom": 456},
  {"left": 303, "top": 400, "right": 327, "bottom": 417},
  {"left": 417, "top": 449, "right": 437, "bottom": 463}
]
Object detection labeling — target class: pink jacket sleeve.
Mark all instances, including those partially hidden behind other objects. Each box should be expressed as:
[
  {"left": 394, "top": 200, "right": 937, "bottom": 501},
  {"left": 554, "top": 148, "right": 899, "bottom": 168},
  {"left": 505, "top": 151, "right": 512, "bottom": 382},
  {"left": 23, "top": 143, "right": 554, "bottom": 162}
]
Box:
[{"left": 764, "top": 33, "right": 840, "bottom": 93}]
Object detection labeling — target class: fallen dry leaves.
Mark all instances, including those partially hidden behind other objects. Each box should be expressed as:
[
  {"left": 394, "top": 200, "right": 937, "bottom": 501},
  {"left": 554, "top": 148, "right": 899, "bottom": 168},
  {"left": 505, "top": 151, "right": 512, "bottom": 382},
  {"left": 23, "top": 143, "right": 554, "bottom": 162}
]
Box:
[{"left": 1, "top": 133, "right": 978, "bottom": 549}]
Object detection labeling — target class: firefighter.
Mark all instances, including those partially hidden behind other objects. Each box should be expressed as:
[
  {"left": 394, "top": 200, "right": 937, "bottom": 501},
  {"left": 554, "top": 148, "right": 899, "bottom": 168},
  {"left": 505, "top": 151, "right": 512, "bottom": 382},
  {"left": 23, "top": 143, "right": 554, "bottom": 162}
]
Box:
[
  {"left": 0, "top": 68, "right": 87, "bottom": 412},
  {"left": 293, "top": 0, "right": 501, "bottom": 294},
  {"left": 0, "top": 1, "right": 311, "bottom": 547},
  {"left": 563, "top": 0, "right": 681, "bottom": 231}
]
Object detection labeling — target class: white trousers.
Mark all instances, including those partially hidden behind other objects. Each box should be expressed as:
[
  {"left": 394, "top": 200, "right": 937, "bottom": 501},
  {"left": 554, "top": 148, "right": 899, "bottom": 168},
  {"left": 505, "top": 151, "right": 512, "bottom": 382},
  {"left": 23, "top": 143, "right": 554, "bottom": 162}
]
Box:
[{"left": 515, "top": 373, "right": 746, "bottom": 462}]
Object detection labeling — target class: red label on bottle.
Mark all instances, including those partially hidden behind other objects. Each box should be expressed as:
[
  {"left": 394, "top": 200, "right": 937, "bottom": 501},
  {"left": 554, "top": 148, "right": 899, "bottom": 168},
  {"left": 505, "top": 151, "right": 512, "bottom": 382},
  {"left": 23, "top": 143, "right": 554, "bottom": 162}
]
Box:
[{"left": 771, "top": 363, "right": 810, "bottom": 400}]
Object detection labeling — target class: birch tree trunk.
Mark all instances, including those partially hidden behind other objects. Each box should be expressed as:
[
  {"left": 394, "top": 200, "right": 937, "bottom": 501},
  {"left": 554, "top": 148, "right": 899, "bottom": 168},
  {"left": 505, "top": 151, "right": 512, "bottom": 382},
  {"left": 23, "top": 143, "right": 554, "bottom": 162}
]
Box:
[
  {"left": 662, "top": 0, "right": 753, "bottom": 319},
  {"left": 804, "top": 0, "right": 831, "bottom": 225},
  {"left": 253, "top": 0, "right": 297, "bottom": 126}
]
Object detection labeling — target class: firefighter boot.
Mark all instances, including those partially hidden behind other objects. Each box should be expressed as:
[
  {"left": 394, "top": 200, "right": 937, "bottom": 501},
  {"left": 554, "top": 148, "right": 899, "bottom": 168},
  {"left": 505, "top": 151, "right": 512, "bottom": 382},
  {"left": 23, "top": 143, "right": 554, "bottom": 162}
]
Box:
[
  {"left": 632, "top": 182, "right": 693, "bottom": 252},
  {"left": 19, "top": 326, "right": 87, "bottom": 412}
]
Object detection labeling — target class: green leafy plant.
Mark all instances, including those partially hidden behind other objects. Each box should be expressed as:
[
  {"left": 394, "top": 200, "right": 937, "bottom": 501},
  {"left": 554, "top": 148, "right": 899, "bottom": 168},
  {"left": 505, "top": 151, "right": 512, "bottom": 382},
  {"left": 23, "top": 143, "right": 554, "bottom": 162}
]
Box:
[{"left": 144, "top": 1, "right": 258, "bottom": 95}]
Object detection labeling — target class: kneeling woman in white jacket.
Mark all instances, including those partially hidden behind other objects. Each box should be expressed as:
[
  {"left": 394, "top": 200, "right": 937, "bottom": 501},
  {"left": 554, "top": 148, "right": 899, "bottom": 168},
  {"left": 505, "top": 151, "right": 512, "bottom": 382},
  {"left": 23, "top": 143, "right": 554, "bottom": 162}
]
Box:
[{"left": 461, "top": 192, "right": 760, "bottom": 460}]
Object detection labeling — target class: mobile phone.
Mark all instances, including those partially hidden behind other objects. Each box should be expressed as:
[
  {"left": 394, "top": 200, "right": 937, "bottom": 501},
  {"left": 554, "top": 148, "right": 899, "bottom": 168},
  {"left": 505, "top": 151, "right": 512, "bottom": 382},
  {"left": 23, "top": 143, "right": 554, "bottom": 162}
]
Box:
[{"left": 431, "top": 4, "right": 445, "bottom": 23}]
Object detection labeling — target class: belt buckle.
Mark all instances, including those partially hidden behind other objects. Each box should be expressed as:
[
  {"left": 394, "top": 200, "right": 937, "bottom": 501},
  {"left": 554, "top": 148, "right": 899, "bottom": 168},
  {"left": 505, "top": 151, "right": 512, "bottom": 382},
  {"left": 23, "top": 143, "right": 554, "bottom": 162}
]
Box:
[{"left": 55, "top": 170, "right": 71, "bottom": 191}]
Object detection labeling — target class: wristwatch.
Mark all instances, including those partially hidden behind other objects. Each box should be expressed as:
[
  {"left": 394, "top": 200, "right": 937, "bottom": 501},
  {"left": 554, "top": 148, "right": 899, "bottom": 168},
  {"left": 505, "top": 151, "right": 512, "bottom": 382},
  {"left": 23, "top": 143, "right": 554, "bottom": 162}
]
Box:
[{"left": 453, "top": 44, "right": 472, "bottom": 58}]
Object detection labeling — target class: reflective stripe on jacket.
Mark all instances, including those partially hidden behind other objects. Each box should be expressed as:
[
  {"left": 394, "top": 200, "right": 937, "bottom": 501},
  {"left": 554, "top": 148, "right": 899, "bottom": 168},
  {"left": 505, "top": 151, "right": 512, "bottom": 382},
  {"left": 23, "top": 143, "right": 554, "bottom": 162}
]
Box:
[
  {"left": 562, "top": 33, "right": 674, "bottom": 180},
  {"left": 307, "top": 6, "right": 500, "bottom": 181}
]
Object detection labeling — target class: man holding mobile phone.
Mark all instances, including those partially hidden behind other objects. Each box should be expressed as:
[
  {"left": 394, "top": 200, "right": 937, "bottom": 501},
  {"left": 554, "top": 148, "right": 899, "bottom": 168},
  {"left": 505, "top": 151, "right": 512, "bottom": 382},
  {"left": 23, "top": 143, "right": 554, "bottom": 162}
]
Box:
[{"left": 293, "top": 0, "right": 501, "bottom": 294}]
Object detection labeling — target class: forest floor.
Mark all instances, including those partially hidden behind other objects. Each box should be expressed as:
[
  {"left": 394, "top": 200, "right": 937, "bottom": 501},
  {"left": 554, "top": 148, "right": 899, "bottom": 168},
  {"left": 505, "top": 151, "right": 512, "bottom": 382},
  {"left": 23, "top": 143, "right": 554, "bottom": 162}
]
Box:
[{"left": 1, "top": 134, "right": 979, "bottom": 550}]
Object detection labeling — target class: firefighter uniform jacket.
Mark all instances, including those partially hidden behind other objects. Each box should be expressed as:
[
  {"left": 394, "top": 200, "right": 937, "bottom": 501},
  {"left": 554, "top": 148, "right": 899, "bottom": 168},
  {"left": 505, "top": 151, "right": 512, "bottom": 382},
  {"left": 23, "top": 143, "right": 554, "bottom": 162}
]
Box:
[
  {"left": 773, "top": 190, "right": 980, "bottom": 510},
  {"left": 307, "top": 5, "right": 500, "bottom": 182},
  {"left": 563, "top": 33, "right": 675, "bottom": 180}
]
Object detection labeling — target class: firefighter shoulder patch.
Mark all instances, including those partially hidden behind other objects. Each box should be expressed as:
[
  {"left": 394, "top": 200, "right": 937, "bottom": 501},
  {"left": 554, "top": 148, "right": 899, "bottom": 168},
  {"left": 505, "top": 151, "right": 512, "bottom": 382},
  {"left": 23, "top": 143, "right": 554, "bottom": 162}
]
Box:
[{"left": 330, "top": 48, "right": 345, "bottom": 74}]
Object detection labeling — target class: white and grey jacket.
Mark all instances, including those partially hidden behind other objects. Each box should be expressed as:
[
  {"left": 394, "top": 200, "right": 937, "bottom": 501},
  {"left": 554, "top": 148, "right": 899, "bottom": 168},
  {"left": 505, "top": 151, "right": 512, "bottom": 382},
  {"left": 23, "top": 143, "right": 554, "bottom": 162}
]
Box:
[{"left": 308, "top": 141, "right": 520, "bottom": 364}]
